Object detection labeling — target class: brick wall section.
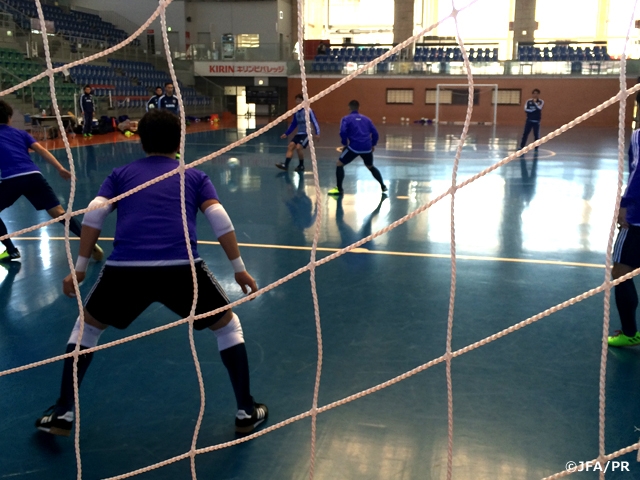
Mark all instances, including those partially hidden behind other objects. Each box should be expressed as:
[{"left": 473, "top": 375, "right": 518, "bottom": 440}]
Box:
[{"left": 288, "top": 76, "right": 636, "bottom": 127}]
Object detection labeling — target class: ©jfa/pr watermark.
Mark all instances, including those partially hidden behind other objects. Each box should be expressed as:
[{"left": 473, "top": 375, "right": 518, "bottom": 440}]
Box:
[{"left": 565, "top": 460, "right": 630, "bottom": 473}]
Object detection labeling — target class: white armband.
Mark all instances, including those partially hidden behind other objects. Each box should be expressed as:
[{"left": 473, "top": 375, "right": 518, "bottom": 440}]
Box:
[
  {"left": 82, "top": 196, "right": 113, "bottom": 229},
  {"left": 75, "top": 255, "right": 89, "bottom": 273},
  {"left": 231, "top": 257, "right": 246, "bottom": 273},
  {"left": 204, "top": 203, "right": 235, "bottom": 238}
]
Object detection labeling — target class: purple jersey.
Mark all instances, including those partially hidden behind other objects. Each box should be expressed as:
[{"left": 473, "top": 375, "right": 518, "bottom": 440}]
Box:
[
  {"left": 339, "top": 111, "right": 378, "bottom": 153},
  {"left": 0, "top": 125, "right": 40, "bottom": 179},
  {"left": 622, "top": 129, "right": 640, "bottom": 226},
  {"left": 97, "top": 156, "right": 219, "bottom": 263}
]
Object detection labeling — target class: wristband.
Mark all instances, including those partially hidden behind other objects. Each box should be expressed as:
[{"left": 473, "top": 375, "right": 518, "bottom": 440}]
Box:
[
  {"left": 231, "top": 257, "right": 246, "bottom": 273},
  {"left": 75, "top": 255, "right": 90, "bottom": 273}
]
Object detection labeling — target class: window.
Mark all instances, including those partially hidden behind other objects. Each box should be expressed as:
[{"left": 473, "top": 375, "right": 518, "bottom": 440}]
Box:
[
  {"left": 387, "top": 89, "right": 414, "bottom": 104},
  {"left": 492, "top": 89, "right": 521, "bottom": 105},
  {"left": 426, "top": 89, "right": 478, "bottom": 105},
  {"left": 236, "top": 34, "right": 259, "bottom": 48},
  {"left": 426, "top": 89, "right": 451, "bottom": 104}
]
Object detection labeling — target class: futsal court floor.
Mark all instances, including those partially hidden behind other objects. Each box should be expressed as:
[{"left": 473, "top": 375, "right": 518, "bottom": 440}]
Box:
[{"left": 1, "top": 120, "right": 638, "bottom": 480}]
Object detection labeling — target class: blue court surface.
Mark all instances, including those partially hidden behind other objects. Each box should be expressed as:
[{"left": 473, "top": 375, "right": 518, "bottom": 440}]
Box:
[{"left": 1, "top": 122, "right": 639, "bottom": 480}]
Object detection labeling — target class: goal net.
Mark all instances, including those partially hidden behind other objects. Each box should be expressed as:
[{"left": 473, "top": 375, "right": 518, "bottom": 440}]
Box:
[
  {"left": 2, "top": 0, "right": 640, "bottom": 479},
  {"left": 434, "top": 83, "right": 498, "bottom": 125}
]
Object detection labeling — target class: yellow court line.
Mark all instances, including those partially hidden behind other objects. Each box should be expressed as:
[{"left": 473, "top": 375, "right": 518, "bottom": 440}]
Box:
[{"left": 14, "top": 237, "right": 604, "bottom": 269}]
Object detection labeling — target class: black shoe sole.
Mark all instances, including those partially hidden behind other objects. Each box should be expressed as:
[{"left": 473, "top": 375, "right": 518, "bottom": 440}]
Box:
[
  {"left": 36, "top": 425, "right": 71, "bottom": 437},
  {"left": 235, "top": 418, "right": 266, "bottom": 434}
]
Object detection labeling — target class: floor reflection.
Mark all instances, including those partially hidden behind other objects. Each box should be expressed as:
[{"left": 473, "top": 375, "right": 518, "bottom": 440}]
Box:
[
  {"left": 334, "top": 193, "right": 387, "bottom": 264},
  {"left": 0, "top": 123, "right": 631, "bottom": 480}
]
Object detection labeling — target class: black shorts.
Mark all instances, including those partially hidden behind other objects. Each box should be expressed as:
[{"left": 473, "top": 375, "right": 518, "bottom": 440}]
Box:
[
  {"left": 291, "top": 134, "right": 309, "bottom": 148},
  {"left": 84, "top": 261, "right": 230, "bottom": 330},
  {"left": 613, "top": 226, "right": 640, "bottom": 269},
  {"left": 0, "top": 173, "right": 60, "bottom": 211},
  {"left": 339, "top": 147, "right": 374, "bottom": 166}
]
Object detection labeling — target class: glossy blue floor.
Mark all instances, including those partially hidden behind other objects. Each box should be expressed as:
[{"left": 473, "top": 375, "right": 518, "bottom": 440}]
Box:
[{"left": 1, "top": 121, "right": 639, "bottom": 479}]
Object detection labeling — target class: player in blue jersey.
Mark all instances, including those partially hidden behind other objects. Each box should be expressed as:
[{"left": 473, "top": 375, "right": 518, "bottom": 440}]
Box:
[
  {"left": 158, "top": 82, "right": 179, "bottom": 117},
  {"left": 609, "top": 129, "right": 640, "bottom": 347},
  {"left": 328, "top": 100, "right": 386, "bottom": 196},
  {"left": 0, "top": 100, "right": 103, "bottom": 262},
  {"left": 275, "top": 93, "right": 320, "bottom": 173},
  {"left": 35, "top": 109, "right": 267, "bottom": 437},
  {"left": 146, "top": 86, "right": 163, "bottom": 112},
  {"left": 80, "top": 85, "right": 94, "bottom": 138},
  {"left": 520, "top": 88, "right": 543, "bottom": 150}
]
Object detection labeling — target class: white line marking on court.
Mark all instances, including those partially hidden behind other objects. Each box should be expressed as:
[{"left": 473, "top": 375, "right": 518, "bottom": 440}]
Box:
[{"left": 11, "top": 237, "right": 604, "bottom": 269}]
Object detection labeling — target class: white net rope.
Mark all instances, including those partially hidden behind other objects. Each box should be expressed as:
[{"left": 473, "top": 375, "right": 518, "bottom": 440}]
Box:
[{"left": 0, "top": 0, "right": 639, "bottom": 478}]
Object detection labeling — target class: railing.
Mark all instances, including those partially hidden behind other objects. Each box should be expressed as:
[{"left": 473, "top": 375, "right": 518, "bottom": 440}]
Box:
[
  {"left": 0, "top": 62, "right": 34, "bottom": 107},
  {"left": 193, "top": 72, "right": 225, "bottom": 113},
  {"left": 73, "top": 6, "right": 140, "bottom": 39},
  {"left": 0, "top": 0, "right": 30, "bottom": 31},
  {"left": 0, "top": 11, "right": 12, "bottom": 29},
  {"left": 183, "top": 42, "right": 293, "bottom": 62},
  {"left": 43, "top": 34, "right": 154, "bottom": 63},
  {"left": 289, "top": 59, "right": 640, "bottom": 77}
]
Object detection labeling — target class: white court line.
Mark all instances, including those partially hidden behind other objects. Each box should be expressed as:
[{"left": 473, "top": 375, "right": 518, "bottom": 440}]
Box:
[{"left": 10, "top": 236, "right": 604, "bottom": 269}]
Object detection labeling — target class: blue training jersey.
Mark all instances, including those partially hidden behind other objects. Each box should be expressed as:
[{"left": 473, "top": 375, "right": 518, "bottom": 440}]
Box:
[
  {"left": 339, "top": 111, "right": 379, "bottom": 153},
  {"left": 285, "top": 108, "right": 320, "bottom": 136},
  {"left": 524, "top": 98, "right": 543, "bottom": 122},
  {"left": 95, "top": 156, "right": 219, "bottom": 264},
  {"left": 80, "top": 93, "right": 94, "bottom": 114},
  {"left": 0, "top": 125, "right": 40, "bottom": 180},
  {"left": 622, "top": 129, "right": 640, "bottom": 226},
  {"left": 159, "top": 95, "right": 179, "bottom": 115}
]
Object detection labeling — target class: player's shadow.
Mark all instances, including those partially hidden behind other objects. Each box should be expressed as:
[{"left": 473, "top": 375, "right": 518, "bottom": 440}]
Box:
[
  {"left": 84, "top": 145, "right": 97, "bottom": 179},
  {"left": 335, "top": 194, "right": 387, "bottom": 267},
  {"left": 519, "top": 150, "right": 538, "bottom": 204},
  {"left": 31, "top": 430, "right": 64, "bottom": 455},
  {"left": 499, "top": 150, "right": 538, "bottom": 257},
  {"left": 279, "top": 171, "right": 316, "bottom": 231},
  {"left": 0, "top": 261, "right": 21, "bottom": 306}
]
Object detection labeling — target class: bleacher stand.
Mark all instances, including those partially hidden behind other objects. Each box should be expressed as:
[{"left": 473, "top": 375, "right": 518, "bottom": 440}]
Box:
[
  {"left": 0, "top": 0, "right": 139, "bottom": 47},
  {"left": 312, "top": 47, "right": 397, "bottom": 74},
  {"left": 0, "top": 46, "right": 75, "bottom": 111},
  {"left": 310, "top": 45, "right": 501, "bottom": 73},
  {"left": 53, "top": 60, "right": 211, "bottom": 110},
  {"left": 517, "top": 44, "right": 611, "bottom": 61}
]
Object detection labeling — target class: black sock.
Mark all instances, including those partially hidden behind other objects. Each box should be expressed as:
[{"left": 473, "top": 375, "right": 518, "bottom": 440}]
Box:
[
  {"left": 615, "top": 279, "right": 638, "bottom": 337},
  {"left": 336, "top": 166, "right": 345, "bottom": 190},
  {"left": 220, "top": 343, "right": 253, "bottom": 413},
  {"left": 0, "top": 217, "right": 17, "bottom": 253},
  {"left": 369, "top": 166, "right": 385, "bottom": 186},
  {"left": 57, "top": 343, "right": 94, "bottom": 413},
  {"left": 284, "top": 157, "right": 292, "bottom": 168},
  {"left": 298, "top": 159, "right": 304, "bottom": 166},
  {"left": 67, "top": 216, "right": 82, "bottom": 237}
]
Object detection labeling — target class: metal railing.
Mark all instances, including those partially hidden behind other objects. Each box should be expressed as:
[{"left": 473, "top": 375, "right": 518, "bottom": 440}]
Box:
[
  {"left": 73, "top": 6, "right": 140, "bottom": 39},
  {"left": 0, "top": 11, "right": 12, "bottom": 29},
  {"left": 291, "top": 59, "right": 640, "bottom": 77},
  {"left": 184, "top": 42, "right": 293, "bottom": 62},
  {"left": 0, "top": 62, "right": 34, "bottom": 108},
  {"left": 192, "top": 73, "right": 225, "bottom": 113},
  {"left": 0, "top": 0, "right": 29, "bottom": 31}
]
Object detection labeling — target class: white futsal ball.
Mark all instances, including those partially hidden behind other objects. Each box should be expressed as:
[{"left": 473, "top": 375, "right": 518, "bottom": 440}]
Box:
[{"left": 227, "top": 157, "right": 240, "bottom": 167}]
